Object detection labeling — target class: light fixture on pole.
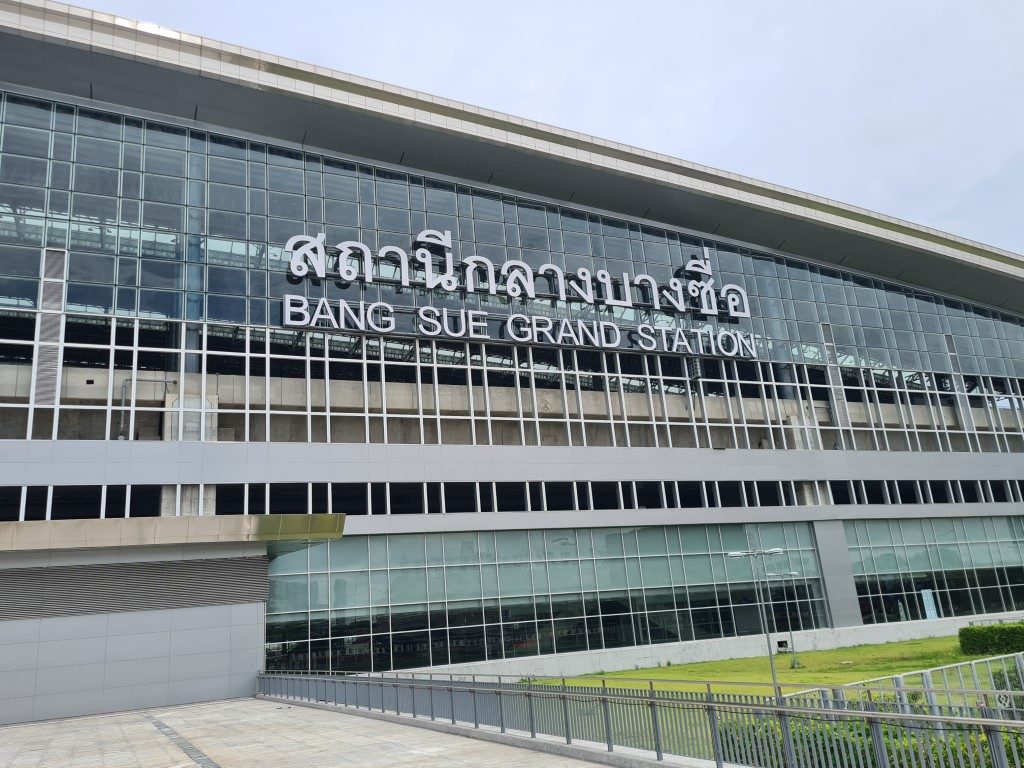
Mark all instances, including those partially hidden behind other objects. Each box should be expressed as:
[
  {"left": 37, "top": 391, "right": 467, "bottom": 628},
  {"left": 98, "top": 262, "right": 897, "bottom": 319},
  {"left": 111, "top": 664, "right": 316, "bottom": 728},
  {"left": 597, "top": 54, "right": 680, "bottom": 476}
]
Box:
[
  {"left": 766, "top": 571, "right": 801, "bottom": 669},
  {"left": 727, "top": 548, "right": 785, "bottom": 694}
]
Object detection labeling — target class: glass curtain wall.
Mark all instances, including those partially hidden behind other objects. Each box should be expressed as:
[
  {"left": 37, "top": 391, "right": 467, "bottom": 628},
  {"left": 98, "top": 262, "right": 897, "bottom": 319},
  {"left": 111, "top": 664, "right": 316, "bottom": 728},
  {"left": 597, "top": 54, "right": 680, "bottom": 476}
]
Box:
[
  {"left": 847, "top": 516, "right": 1024, "bottom": 623},
  {"left": 1, "top": 88, "right": 1022, "bottom": 378},
  {"left": 265, "top": 522, "right": 827, "bottom": 672}
]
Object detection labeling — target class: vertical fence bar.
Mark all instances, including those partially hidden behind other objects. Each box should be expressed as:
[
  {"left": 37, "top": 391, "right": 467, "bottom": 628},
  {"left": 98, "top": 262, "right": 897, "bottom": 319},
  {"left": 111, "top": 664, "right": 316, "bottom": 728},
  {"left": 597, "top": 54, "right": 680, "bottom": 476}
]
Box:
[
  {"left": 706, "top": 690, "right": 725, "bottom": 768},
  {"left": 775, "top": 685, "right": 798, "bottom": 768},
  {"left": 429, "top": 682, "right": 435, "bottom": 721},
  {"left": 648, "top": 682, "right": 663, "bottom": 761},
  {"left": 601, "top": 680, "right": 614, "bottom": 753},
  {"left": 471, "top": 684, "right": 479, "bottom": 729},
  {"left": 921, "top": 670, "right": 941, "bottom": 718},
  {"left": 867, "top": 705, "right": 891, "bottom": 768},
  {"left": 561, "top": 684, "right": 572, "bottom": 744},
  {"left": 893, "top": 674, "right": 910, "bottom": 714},
  {"left": 981, "top": 708, "right": 1010, "bottom": 768},
  {"left": 527, "top": 690, "right": 537, "bottom": 738},
  {"left": 497, "top": 689, "right": 505, "bottom": 733},
  {"left": 449, "top": 685, "right": 456, "bottom": 725}
]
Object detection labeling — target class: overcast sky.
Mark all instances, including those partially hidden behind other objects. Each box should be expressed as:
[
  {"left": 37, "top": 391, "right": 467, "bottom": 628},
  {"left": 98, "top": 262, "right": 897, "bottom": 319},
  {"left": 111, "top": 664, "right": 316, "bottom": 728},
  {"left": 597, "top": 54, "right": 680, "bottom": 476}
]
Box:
[{"left": 92, "top": 1, "right": 1024, "bottom": 253}]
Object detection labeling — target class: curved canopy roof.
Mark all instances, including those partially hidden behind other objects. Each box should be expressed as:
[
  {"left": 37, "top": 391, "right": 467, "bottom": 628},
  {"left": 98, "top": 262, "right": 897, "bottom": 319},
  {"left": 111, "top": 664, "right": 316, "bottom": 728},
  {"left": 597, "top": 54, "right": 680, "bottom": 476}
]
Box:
[{"left": 1, "top": 0, "right": 1022, "bottom": 314}]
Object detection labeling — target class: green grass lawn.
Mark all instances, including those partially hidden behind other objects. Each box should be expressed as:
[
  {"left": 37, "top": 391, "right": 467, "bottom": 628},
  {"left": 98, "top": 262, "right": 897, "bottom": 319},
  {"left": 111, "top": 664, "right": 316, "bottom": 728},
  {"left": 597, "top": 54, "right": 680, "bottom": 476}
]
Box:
[{"left": 556, "top": 635, "right": 988, "bottom": 695}]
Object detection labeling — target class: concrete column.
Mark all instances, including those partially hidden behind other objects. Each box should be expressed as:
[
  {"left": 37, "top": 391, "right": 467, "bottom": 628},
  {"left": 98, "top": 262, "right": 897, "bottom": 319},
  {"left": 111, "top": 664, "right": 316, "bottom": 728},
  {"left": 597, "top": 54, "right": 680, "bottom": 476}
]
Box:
[{"left": 812, "top": 519, "right": 863, "bottom": 628}]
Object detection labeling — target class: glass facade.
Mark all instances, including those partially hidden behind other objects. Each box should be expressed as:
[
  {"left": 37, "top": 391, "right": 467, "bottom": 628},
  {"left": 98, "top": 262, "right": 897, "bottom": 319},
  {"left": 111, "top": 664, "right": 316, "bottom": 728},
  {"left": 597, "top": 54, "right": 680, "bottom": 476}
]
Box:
[
  {"left": 1, "top": 80, "right": 1022, "bottom": 672},
  {"left": 265, "top": 523, "right": 827, "bottom": 672},
  {"left": 0, "top": 86, "right": 1022, "bottom": 376},
  {"left": 847, "top": 516, "right": 1024, "bottom": 624},
  {"left": 1, "top": 86, "right": 1023, "bottom": 454}
]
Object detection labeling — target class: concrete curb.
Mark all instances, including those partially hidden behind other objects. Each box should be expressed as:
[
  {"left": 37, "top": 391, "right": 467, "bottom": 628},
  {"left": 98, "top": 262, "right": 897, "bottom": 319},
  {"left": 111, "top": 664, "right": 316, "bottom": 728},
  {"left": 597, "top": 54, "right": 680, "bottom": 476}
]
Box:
[{"left": 254, "top": 694, "right": 715, "bottom": 768}]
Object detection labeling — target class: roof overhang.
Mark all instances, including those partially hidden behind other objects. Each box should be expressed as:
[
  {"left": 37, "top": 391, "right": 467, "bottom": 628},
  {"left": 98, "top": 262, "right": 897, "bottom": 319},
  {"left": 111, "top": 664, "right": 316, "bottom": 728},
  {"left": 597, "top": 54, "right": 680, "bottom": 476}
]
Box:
[{"left": 2, "top": 1, "right": 1022, "bottom": 314}]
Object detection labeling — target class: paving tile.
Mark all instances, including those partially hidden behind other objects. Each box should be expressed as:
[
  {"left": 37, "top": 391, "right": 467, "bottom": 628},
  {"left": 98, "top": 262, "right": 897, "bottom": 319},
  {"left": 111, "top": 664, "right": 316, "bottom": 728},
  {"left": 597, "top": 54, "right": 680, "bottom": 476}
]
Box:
[{"left": 0, "top": 698, "right": 597, "bottom": 768}]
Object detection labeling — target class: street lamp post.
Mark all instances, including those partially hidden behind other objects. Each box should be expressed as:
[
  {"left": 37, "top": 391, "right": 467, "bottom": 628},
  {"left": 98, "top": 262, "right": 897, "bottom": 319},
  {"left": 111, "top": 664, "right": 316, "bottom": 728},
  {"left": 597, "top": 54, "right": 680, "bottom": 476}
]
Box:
[
  {"left": 727, "top": 548, "right": 784, "bottom": 694},
  {"left": 766, "top": 571, "right": 801, "bottom": 669}
]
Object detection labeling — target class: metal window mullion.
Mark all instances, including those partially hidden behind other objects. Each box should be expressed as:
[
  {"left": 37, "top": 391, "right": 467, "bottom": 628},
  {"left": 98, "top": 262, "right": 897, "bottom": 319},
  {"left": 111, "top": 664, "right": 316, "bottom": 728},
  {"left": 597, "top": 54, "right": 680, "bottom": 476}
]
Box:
[
  {"left": 640, "top": 364, "right": 659, "bottom": 447},
  {"left": 199, "top": 327, "right": 209, "bottom": 443},
  {"left": 614, "top": 368, "right": 631, "bottom": 448},
  {"left": 322, "top": 345, "right": 333, "bottom": 445},
  {"left": 572, "top": 362, "right": 588, "bottom": 447},
  {"left": 526, "top": 366, "right": 542, "bottom": 447},
  {"left": 126, "top": 344, "right": 139, "bottom": 443},
  {"left": 694, "top": 376, "right": 710, "bottom": 449},
  {"left": 177, "top": 347, "right": 186, "bottom": 443},
  {"left": 501, "top": 356, "right": 522, "bottom": 447},
  {"left": 768, "top": 379, "right": 790, "bottom": 450},
  {"left": 102, "top": 320, "right": 116, "bottom": 440},
  {"left": 305, "top": 341, "right": 313, "bottom": 445},
  {"left": 869, "top": 387, "right": 889, "bottom": 450},
  {"left": 790, "top": 369, "right": 812, "bottom": 450},
  {"left": 730, "top": 363, "right": 751, "bottom": 448},
  {"left": 599, "top": 358, "right": 617, "bottom": 447},
  {"left": 654, "top": 361, "right": 673, "bottom": 447},
  {"left": 505, "top": 360, "right": 524, "bottom": 444},
  {"left": 380, "top": 351, "right": 390, "bottom": 445},
  {"left": 464, "top": 353, "right": 478, "bottom": 446},
  {"left": 414, "top": 354, "right": 425, "bottom": 445},
  {"left": 557, "top": 358, "right": 573, "bottom": 447},
  {"left": 682, "top": 350, "right": 700, "bottom": 448},
  {"left": 480, "top": 364, "right": 495, "bottom": 446},
  {"left": 757, "top": 379, "right": 777, "bottom": 450},
  {"left": 720, "top": 368, "right": 741, "bottom": 449},
  {"left": 426, "top": 356, "right": 440, "bottom": 446},
  {"left": 356, "top": 342, "right": 368, "bottom": 444}
]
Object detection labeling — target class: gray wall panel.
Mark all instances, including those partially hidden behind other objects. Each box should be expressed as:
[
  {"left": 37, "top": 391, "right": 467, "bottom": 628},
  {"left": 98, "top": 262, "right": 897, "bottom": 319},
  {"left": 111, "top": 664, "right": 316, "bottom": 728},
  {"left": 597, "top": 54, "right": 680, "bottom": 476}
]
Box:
[
  {"left": 2, "top": 441, "right": 1023, "bottom": 486},
  {"left": 342, "top": 502, "right": 1024, "bottom": 536},
  {"left": 0, "top": 601, "right": 265, "bottom": 725}
]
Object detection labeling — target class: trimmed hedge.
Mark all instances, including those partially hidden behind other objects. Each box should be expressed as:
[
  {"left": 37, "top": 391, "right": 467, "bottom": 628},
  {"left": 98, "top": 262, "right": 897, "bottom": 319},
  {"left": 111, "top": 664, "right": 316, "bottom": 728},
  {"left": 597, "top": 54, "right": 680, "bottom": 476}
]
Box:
[{"left": 959, "top": 622, "right": 1024, "bottom": 655}]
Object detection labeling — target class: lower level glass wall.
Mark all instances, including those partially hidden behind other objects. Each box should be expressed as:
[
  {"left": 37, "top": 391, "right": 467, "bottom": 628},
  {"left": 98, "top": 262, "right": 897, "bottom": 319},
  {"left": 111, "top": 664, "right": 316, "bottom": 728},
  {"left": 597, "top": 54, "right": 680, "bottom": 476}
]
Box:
[
  {"left": 265, "top": 523, "right": 827, "bottom": 672},
  {"left": 847, "top": 516, "right": 1024, "bottom": 624}
]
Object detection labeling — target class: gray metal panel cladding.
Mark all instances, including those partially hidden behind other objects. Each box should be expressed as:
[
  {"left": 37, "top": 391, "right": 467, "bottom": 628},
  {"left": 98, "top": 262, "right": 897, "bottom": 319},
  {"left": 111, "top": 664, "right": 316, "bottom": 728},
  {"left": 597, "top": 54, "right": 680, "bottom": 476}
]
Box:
[{"left": 0, "top": 556, "right": 269, "bottom": 620}]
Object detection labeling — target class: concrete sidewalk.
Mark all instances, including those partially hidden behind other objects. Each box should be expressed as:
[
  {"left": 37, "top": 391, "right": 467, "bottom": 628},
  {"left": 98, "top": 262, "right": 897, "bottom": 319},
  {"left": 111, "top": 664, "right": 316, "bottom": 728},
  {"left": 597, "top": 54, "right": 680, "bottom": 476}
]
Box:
[{"left": 0, "top": 697, "right": 599, "bottom": 768}]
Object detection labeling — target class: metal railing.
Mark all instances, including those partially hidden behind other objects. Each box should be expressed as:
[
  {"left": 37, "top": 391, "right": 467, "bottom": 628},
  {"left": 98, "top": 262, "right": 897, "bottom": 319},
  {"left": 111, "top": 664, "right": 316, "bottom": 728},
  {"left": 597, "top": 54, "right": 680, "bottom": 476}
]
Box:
[
  {"left": 790, "top": 652, "right": 1024, "bottom": 719},
  {"left": 257, "top": 671, "right": 1024, "bottom": 768}
]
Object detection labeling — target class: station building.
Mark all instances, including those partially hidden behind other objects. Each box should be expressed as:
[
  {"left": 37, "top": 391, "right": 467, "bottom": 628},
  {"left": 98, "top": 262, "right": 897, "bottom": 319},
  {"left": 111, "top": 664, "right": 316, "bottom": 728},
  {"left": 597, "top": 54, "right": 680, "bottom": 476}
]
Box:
[{"left": 0, "top": 0, "right": 1022, "bottom": 722}]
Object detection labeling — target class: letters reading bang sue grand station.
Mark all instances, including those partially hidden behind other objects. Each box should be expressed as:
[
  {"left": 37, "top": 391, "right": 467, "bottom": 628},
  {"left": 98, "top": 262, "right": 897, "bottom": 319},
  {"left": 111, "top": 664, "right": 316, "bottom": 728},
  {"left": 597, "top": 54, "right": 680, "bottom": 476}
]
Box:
[
  {"left": 281, "top": 230, "right": 757, "bottom": 357},
  {"left": 1, "top": 0, "right": 1024, "bottom": 692}
]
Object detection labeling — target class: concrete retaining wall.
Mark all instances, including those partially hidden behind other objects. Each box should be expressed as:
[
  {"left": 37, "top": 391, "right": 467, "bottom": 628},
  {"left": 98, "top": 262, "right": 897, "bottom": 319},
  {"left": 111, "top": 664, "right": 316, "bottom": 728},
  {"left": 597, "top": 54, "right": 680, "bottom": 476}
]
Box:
[{"left": 414, "top": 610, "right": 1024, "bottom": 678}]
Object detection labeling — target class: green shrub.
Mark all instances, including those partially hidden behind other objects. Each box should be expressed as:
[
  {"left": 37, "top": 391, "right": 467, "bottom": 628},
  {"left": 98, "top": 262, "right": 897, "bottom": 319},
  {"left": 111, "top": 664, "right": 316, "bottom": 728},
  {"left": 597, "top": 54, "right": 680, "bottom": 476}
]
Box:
[
  {"left": 715, "top": 714, "right": 1022, "bottom": 768},
  {"left": 959, "top": 623, "right": 1024, "bottom": 655},
  {"left": 992, "top": 668, "right": 1023, "bottom": 692}
]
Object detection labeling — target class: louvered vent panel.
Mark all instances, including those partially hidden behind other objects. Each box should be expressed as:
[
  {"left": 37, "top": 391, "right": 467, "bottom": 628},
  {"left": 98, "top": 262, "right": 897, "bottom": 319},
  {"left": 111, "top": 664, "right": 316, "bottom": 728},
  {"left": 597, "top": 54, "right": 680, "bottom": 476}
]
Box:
[
  {"left": 0, "top": 556, "right": 269, "bottom": 621},
  {"left": 33, "top": 345, "right": 60, "bottom": 405},
  {"left": 43, "top": 248, "right": 67, "bottom": 280},
  {"left": 41, "top": 281, "right": 64, "bottom": 311},
  {"left": 39, "top": 313, "right": 61, "bottom": 343}
]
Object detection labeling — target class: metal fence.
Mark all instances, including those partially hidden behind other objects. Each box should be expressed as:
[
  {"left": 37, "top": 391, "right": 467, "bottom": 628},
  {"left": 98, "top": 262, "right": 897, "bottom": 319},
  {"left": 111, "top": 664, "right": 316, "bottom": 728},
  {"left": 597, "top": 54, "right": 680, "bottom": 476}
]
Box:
[
  {"left": 258, "top": 672, "right": 1024, "bottom": 768},
  {"left": 790, "top": 652, "right": 1024, "bottom": 720}
]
